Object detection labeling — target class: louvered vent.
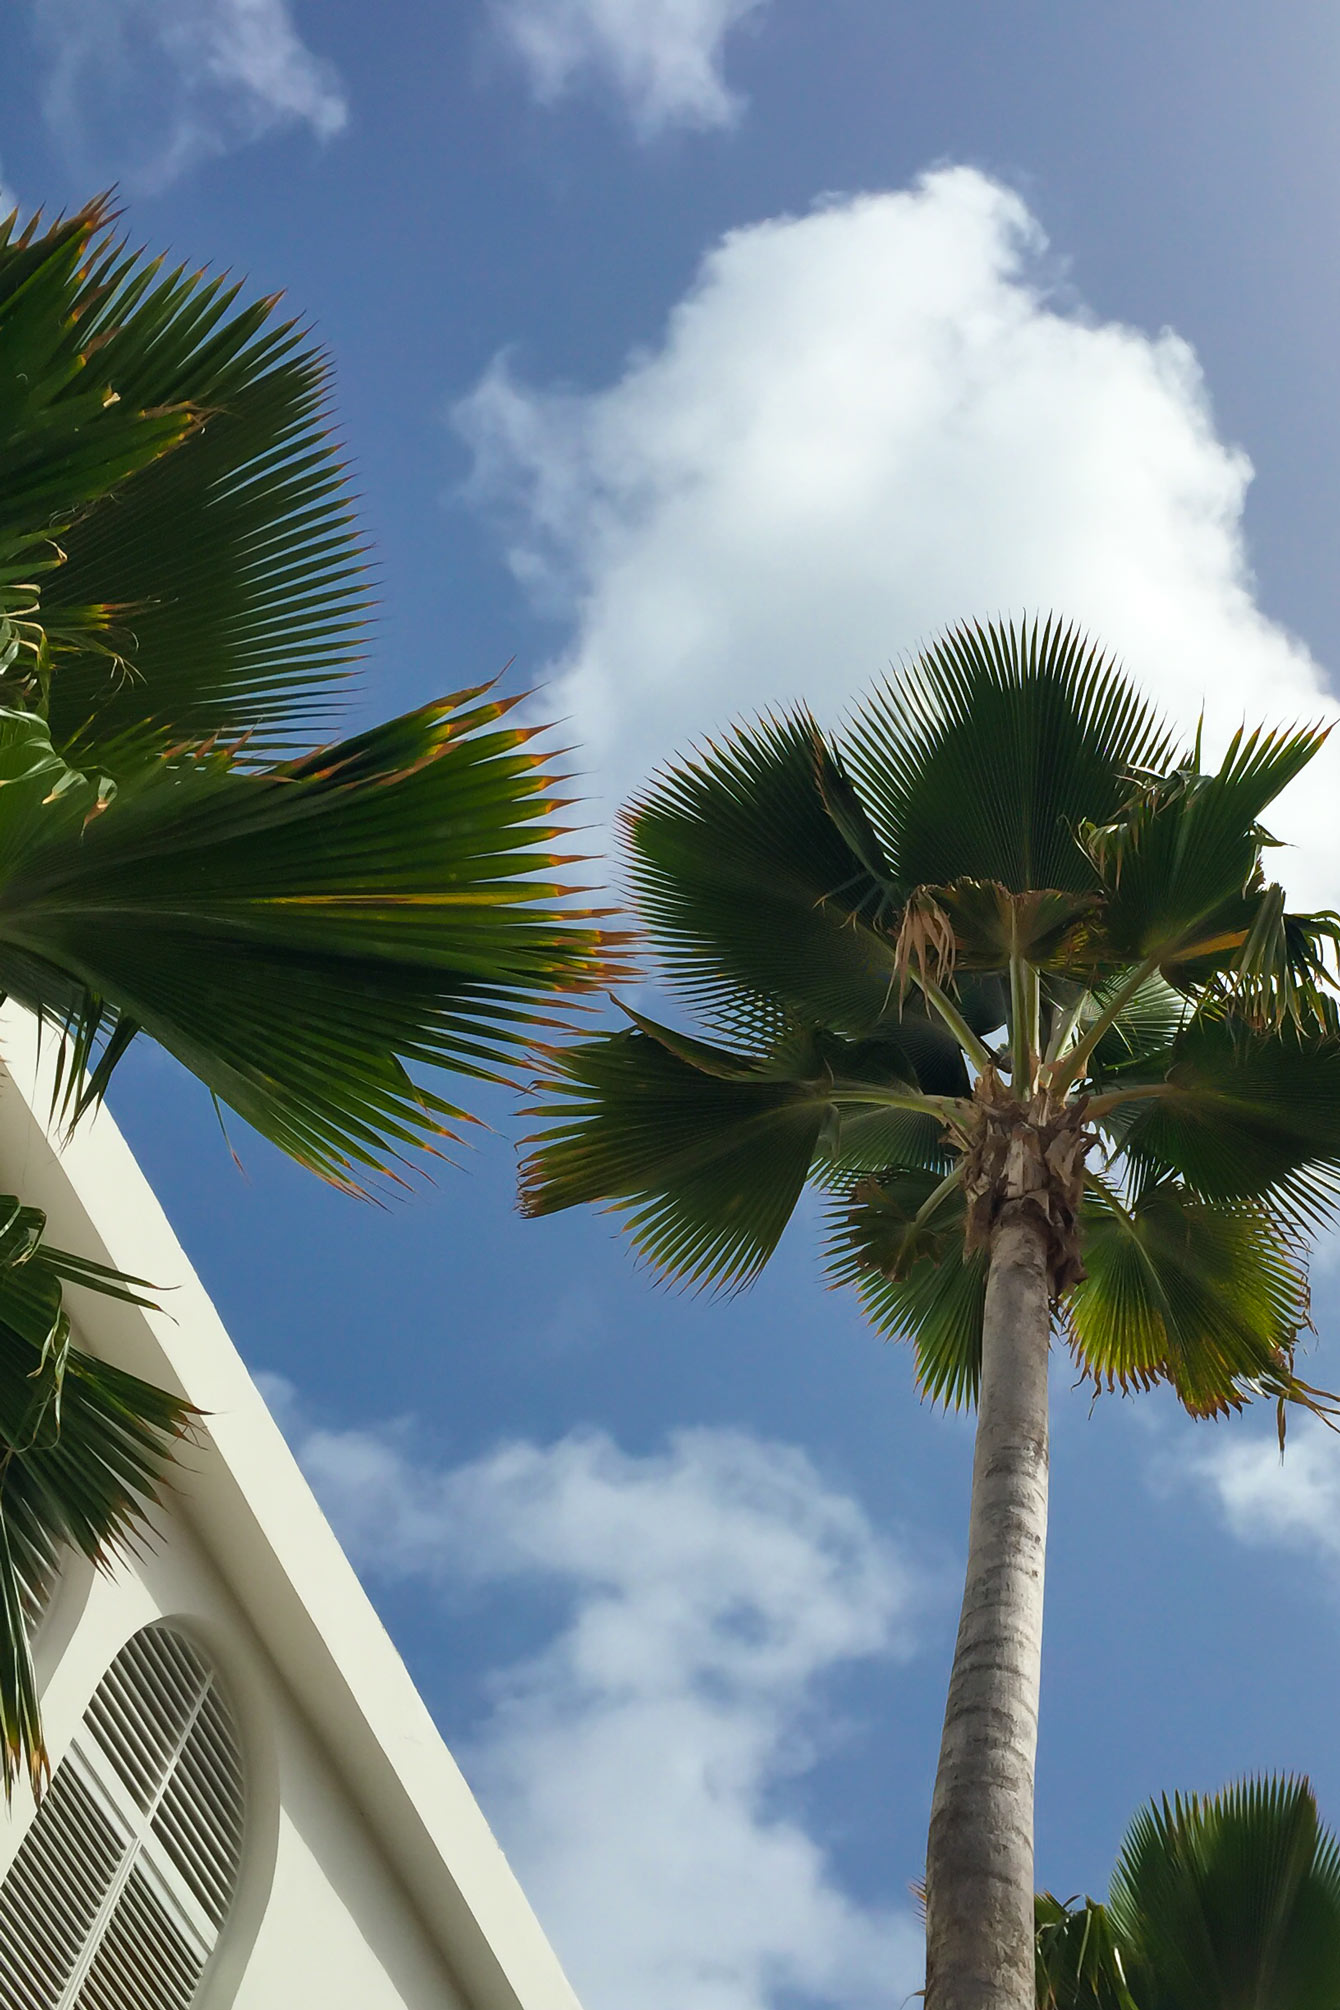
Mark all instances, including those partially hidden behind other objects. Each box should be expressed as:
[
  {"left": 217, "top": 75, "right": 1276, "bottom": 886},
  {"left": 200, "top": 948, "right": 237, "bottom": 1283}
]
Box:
[{"left": 0, "top": 1623, "right": 245, "bottom": 2008}]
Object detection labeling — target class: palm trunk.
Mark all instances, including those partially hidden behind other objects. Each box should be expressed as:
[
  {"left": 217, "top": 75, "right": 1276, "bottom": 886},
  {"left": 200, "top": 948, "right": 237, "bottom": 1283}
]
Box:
[{"left": 924, "top": 1201, "right": 1051, "bottom": 2010}]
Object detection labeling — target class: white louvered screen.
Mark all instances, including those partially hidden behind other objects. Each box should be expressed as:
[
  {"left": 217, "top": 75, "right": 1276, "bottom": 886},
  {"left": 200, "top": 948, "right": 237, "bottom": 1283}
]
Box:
[{"left": 0, "top": 1624, "right": 245, "bottom": 2009}]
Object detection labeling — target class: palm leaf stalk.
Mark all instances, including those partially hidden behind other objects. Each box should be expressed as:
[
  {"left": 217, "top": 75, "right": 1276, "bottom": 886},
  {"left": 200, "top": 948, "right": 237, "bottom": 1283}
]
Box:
[
  {"left": 520, "top": 616, "right": 1340, "bottom": 2010},
  {"left": 0, "top": 195, "right": 621, "bottom": 1788},
  {"left": 1037, "top": 1775, "right": 1340, "bottom": 2009}
]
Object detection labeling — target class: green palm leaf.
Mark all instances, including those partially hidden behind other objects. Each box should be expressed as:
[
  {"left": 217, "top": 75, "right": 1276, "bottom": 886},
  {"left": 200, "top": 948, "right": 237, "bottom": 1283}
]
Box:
[
  {"left": 1111, "top": 1778, "right": 1340, "bottom": 2010},
  {"left": 1064, "top": 1178, "right": 1310, "bottom": 1417},
  {"left": 1084, "top": 724, "right": 1329, "bottom": 974},
  {"left": 522, "top": 1022, "right": 833, "bottom": 1290},
  {"left": 1035, "top": 1893, "right": 1138, "bottom": 2010},
  {"left": 45, "top": 279, "right": 367, "bottom": 764},
  {"left": 626, "top": 708, "right": 907, "bottom": 1036},
  {"left": 815, "top": 1101, "right": 955, "bottom": 1182},
  {"left": 0, "top": 696, "right": 614, "bottom": 1189},
  {"left": 826, "top": 1168, "right": 988, "bottom": 1406},
  {"left": 627, "top": 708, "right": 1018, "bottom": 1048},
  {"left": 1085, "top": 974, "right": 1190, "bottom": 1075},
  {"left": 0, "top": 199, "right": 366, "bottom": 760},
  {"left": 522, "top": 1013, "right": 958, "bottom": 1291},
  {"left": 0, "top": 1194, "right": 187, "bottom": 1795},
  {"left": 930, "top": 880, "right": 1101, "bottom": 974},
  {"left": 0, "top": 208, "right": 192, "bottom": 561},
  {"left": 1037, "top": 1777, "right": 1340, "bottom": 2010},
  {"left": 841, "top": 617, "right": 1173, "bottom": 896},
  {"left": 1113, "top": 1015, "right": 1340, "bottom": 1228}
]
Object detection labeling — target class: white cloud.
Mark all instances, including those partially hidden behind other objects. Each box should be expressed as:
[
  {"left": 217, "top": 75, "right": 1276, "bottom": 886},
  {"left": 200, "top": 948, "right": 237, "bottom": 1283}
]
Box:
[
  {"left": 492, "top": 0, "right": 767, "bottom": 135},
  {"left": 1184, "top": 1414, "right": 1340, "bottom": 1567},
  {"left": 458, "top": 166, "right": 1339, "bottom": 906},
  {"left": 32, "top": 0, "right": 347, "bottom": 190},
  {"left": 268, "top": 1383, "right": 929, "bottom": 2010}
]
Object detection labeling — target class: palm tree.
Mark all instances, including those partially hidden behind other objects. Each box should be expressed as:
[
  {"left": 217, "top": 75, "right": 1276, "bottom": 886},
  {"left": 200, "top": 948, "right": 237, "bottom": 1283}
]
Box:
[
  {"left": 520, "top": 617, "right": 1340, "bottom": 2010},
  {"left": 0, "top": 198, "right": 616, "bottom": 1791},
  {"left": 1036, "top": 1776, "right": 1340, "bottom": 2009}
]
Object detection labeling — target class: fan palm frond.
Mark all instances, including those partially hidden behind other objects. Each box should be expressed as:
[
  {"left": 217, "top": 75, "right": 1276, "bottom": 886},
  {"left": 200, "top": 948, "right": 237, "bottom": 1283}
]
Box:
[{"left": 0, "top": 1194, "right": 186, "bottom": 1795}]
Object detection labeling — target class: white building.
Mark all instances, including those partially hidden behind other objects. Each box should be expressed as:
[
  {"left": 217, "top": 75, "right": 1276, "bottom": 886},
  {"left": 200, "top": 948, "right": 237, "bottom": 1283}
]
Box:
[{"left": 0, "top": 1009, "right": 585, "bottom": 2010}]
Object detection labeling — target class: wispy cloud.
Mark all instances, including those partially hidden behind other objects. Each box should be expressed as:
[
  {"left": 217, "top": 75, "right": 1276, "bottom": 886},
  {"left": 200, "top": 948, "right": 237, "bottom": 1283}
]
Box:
[
  {"left": 1181, "top": 1414, "right": 1340, "bottom": 1568},
  {"left": 492, "top": 0, "right": 768, "bottom": 136},
  {"left": 457, "top": 166, "right": 1337, "bottom": 900},
  {"left": 264, "top": 1380, "right": 930, "bottom": 2010},
  {"left": 31, "top": 0, "right": 347, "bottom": 191}
]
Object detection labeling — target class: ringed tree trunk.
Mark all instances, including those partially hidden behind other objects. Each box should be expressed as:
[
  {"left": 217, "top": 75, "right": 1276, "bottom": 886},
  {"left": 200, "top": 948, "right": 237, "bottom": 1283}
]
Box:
[
  {"left": 924, "top": 1083, "right": 1088, "bottom": 2010},
  {"left": 924, "top": 1203, "right": 1051, "bottom": 2009}
]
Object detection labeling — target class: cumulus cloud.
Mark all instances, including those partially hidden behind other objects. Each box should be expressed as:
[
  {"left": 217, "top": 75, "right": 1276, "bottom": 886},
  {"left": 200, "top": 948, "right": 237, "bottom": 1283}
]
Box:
[
  {"left": 458, "top": 165, "right": 1338, "bottom": 905},
  {"left": 492, "top": 0, "right": 767, "bottom": 135},
  {"left": 268, "top": 1384, "right": 928, "bottom": 2010},
  {"left": 1184, "top": 1415, "right": 1340, "bottom": 1569},
  {"left": 31, "top": 0, "right": 347, "bottom": 190}
]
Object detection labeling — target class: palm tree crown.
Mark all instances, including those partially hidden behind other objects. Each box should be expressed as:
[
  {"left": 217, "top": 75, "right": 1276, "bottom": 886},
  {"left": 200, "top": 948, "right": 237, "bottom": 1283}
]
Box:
[
  {"left": 521, "top": 615, "right": 1340, "bottom": 2007},
  {"left": 0, "top": 197, "right": 618, "bottom": 1793},
  {"left": 525, "top": 616, "right": 1339, "bottom": 1416}
]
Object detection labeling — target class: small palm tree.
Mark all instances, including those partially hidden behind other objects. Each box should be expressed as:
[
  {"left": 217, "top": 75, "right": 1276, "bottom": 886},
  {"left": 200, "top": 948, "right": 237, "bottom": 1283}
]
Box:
[
  {"left": 1037, "top": 1776, "right": 1340, "bottom": 2009},
  {"left": 521, "top": 618, "right": 1340, "bottom": 2010},
  {"left": 0, "top": 198, "right": 616, "bottom": 1791}
]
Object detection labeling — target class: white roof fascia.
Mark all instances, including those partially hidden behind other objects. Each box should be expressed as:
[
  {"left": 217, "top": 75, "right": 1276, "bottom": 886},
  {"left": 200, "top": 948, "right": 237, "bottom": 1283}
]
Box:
[{"left": 0, "top": 1003, "right": 583, "bottom": 2010}]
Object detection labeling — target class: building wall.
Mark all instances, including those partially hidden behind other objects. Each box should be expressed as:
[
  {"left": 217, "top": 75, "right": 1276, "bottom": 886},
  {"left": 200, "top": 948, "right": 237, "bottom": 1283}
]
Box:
[
  {"left": 0, "top": 1504, "right": 468, "bottom": 2010},
  {"left": 0, "top": 1009, "right": 583, "bottom": 2010}
]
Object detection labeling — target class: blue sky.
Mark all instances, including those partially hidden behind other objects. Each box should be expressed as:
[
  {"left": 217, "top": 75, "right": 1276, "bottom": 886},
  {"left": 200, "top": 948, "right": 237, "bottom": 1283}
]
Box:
[{"left": 5, "top": 4, "right": 1340, "bottom": 2004}]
